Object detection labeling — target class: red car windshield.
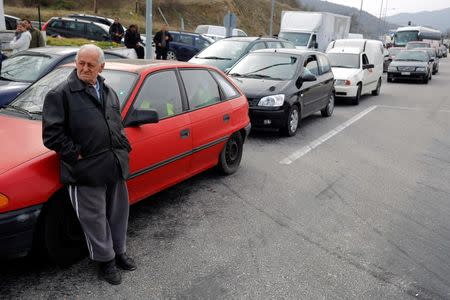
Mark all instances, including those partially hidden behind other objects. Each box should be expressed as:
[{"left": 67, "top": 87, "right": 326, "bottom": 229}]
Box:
[{"left": 9, "top": 67, "right": 138, "bottom": 114}]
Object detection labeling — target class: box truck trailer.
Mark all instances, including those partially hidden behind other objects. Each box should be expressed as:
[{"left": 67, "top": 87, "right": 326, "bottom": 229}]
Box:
[{"left": 278, "top": 11, "right": 351, "bottom": 52}]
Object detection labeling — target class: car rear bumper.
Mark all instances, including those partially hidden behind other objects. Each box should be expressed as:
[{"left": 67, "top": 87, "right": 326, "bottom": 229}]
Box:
[
  {"left": 0, "top": 205, "right": 42, "bottom": 258},
  {"left": 388, "top": 72, "right": 427, "bottom": 81},
  {"left": 244, "top": 122, "right": 251, "bottom": 139},
  {"left": 334, "top": 85, "right": 358, "bottom": 98},
  {"left": 249, "top": 107, "right": 288, "bottom": 129}
]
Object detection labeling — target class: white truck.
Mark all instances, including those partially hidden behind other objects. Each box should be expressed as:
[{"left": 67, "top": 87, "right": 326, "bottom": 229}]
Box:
[{"left": 278, "top": 11, "right": 351, "bottom": 52}]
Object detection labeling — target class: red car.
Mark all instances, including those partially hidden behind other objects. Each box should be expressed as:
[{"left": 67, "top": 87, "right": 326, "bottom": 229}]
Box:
[{"left": 0, "top": 60, "right": 250, "bottom": 264}]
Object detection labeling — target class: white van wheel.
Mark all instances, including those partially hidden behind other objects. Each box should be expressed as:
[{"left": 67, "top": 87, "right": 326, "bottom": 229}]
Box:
[{"left": 372, "top": 78, "right": 381, "bottom": 96}]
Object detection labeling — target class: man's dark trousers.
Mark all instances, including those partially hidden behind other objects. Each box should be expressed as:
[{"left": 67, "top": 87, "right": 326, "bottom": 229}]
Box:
[
  {"left": 156, "top": 47, "right": 168, "bottom": 60},
  {"left": 68, "top": 179, "right": 129, "bottom": 262}
]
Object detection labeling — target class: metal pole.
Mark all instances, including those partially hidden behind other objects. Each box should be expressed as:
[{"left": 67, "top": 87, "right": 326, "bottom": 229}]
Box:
[
  {"left": 38, "top": 1, "right": 42, "bottom": 30},
  {"left": 378, "top": 0, "right": 384, "bottom": 38},
  {"left": 0, "top": 0, "right": 6, "bottom": 30},
  {"left": 269, "top": 0, "right": 275, "bottom": 37},
  {"left": 145, "top": 0, "right": 153, "bottom": 59},
  {"left": 358, "top": 0, "right": 364, "bottom": 33}
]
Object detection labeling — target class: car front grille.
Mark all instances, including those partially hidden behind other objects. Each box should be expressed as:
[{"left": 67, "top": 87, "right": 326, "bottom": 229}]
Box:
[
  {"left": 247, "top": 98, "right": 260, "bottom": 107},
  {"left": 397, "top": 66, "right": 416, "bottom": 72}
]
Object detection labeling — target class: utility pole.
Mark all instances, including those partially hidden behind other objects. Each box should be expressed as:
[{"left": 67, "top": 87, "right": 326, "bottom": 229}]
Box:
[
  {"left": 378, "top": 0, "right": 384, "bottom": 38},
  {"left": 145, "top": 0, "right": 153, "bottom": 59},
  {"left": 269, "top": 0, "right": 275, "bottom": 37},
  {"left": 358, "top": 0, "right": 364, "bottom": 33},
  {"left": 0, "top": 0, "right": 4, "bottom": 30},
  {"left": 93, "top": 0, "right": 98, "bottom": 14}
]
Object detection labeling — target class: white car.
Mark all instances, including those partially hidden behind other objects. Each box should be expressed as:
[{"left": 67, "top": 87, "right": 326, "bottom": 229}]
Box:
[{"left": 326, "top": 39, "right": 384, "bottom": 105}]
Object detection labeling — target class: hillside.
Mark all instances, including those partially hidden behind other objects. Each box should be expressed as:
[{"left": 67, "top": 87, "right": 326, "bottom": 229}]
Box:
[
  {"left": 386, "top": 7, "right": 450, "bottom": 32},
  {"left": 5, "top": 0, "right": 304, "bottom": 35}
]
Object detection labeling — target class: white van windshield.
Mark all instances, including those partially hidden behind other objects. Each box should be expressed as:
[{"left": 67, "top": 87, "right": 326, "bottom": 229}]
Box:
[
  {"left": 328, "top": 53, "right": 360, "bottom": 69},
  {"left": 278, "top": 32, "right": 311, "bottom": 47}
]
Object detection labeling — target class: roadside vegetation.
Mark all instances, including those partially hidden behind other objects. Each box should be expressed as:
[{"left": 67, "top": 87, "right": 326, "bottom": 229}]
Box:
[
  {"left": 46, "top": 36, "right": 120, "bottom": 48},
  {"left": 4, "top": 0, "right": 303, "bottom": 35}
]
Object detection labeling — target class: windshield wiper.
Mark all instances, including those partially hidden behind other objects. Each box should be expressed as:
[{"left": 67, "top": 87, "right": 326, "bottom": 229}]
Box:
[
  {"left": 197, "top": 56, "right": 232, "bottom": 60},
  {"left": 229, "top": 73, "right": 243, "bottom": 77},
  {"left": 332, "top": 65, "right": 354, "bottom": 68},
  {"left": 0, "top": 75, "right": 13, "bottom": 81},
  {"left": 241, "top": 73, "right": 273, "bottom": 79},
  {"left": 4, "top": 104, "right": 36, "bottom": 119}
]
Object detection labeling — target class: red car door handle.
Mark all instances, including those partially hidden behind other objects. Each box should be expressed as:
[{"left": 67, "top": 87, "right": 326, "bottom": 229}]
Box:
[
  {"left": 223, "top": 114, "right": 230, "bottom": 122},
  {"left": 180, "top": 129, "right": 190, "bottom": 139}
]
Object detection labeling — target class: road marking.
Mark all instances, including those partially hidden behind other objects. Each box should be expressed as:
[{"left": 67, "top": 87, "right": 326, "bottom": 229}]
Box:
[
  {"left": 378, "top": 105, "right": 450, "bottom": 113},
  {"left": 279, "top": 105, "right": 378, "bottom": 165}
]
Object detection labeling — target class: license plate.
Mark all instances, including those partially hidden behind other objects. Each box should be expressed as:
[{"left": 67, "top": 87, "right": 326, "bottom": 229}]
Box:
[{"left": 401, "top": 72, "right": 411, "bottom": 75}]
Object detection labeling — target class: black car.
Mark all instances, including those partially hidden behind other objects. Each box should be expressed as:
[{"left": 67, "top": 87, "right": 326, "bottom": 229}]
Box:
[
  {"left": 167, "top": 31, "right": 213, "bottom": 61},
  {"left": 0, "top": 47, "right": 126, "bottom": 107},
  {"left": 387, "top": 50, "right": 433, "bottom": 84},
  {"left": 66, "top": 14, "right": 127, "bottom": 34},
  {"left": 42, "top": 17, "right": 111, "bottom": 41},
  {"left": 416, "top": 47, "right": 439, "bottom": 74},
  {"left": 228, "top": 49, "right": 335, "bottom": 136},
  {"left": 189, "top": 36, "right": 295, "bottom": 71}
]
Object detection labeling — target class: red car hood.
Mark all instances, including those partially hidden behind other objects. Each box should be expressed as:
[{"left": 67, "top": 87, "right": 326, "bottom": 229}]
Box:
[{"left": 0, "top": 115, "right": 51, "bottom": 175}]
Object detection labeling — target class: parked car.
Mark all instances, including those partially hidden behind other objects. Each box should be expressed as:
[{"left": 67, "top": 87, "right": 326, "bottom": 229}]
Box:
[
  {"left": 189, "top": 36, "right": 295, "bottom": 71},
  {"left": 326, "top": 39, "right": 384, "bottom": 105},
  {"left": 66, "top": 13, "right": 114, "bottom": 27},
  {"left": 387, "top": 50, "right": 433, "bottom": 84},
  {"left": 66, "top": 13, "right": 127, "bottom": 37},
  {"left": 42, "top": 17, "right": 111, "bottom": 41},
  {"left": 228, "top": 49, "right": 334, "bottom": 136},
  {"left": 0, "top": 47, "right": 126, "bottom": 107},
  {"left": 4, "top": 14, "right": 20, "bottom": 30},
  {"left": 415, "top": 47, "right": 439, "bottom": 74},
  {"left": 0, "top": 60, "right": 250, "bottom": 263},
  {"left": 195, "top": 25, "right": 247, "bottom": 41},
  {"left": 166, "top": 31, "right": 214, "bottom": 61},
  {"left": 439, "top": 44, "right": 447, "bottom": 58},
  {"left": 384, "top": 47, "right": 404, "bottom": 72}
]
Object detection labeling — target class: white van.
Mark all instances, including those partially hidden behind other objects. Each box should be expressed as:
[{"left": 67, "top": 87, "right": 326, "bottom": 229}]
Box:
[
  {"left": 326, "top": 39, "right": 384, "bottom": 105},
  {"left": 195, "top": 25, "right": 247, "bottom": 41}
]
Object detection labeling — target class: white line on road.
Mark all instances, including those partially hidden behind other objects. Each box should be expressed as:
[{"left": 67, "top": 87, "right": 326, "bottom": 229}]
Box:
[
  {"left": 279, "top": 105, "right": 378, "bottom": 165},
  {"left": 378, "top": 105, "right": 450, "bottom": 113}
]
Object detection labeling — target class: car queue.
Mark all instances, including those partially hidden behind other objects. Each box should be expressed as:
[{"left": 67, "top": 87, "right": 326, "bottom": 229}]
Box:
[{"left": 0, "top": 15, "right": 448, "bottom": 266}]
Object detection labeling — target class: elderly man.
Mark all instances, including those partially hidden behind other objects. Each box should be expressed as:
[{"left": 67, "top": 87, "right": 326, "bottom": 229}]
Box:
[{"left": 42, "top": 44, "right": 136, "bottom": 285}]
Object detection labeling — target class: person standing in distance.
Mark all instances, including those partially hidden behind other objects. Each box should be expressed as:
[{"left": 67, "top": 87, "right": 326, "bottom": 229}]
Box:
[
  {"left": 42, "top": 44, "right": 136, "bottom": 285},
  {"left": 22, "top": 19, "right": 45, "bottom": 48},
  {"left": 124, "top": 24, "right": 144, "bottom": 59},
  {"left": 9, "top": 22, "right": 31, "bottom": 54},
  {"left": 109, "top": 18, "right": 124, "bottom": 44},
  {"left": 153, "top": 24, "right": 172, "bottom": 60}
]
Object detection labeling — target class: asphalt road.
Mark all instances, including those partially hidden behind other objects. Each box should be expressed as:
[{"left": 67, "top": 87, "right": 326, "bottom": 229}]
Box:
[{"left": 2, "top": 59, "right": 450, "bottom": 299}]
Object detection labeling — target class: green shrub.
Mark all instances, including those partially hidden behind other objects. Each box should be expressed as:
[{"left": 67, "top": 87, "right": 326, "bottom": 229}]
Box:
[{"left": 46, "top": 37, "right": 121, "bottom": 49}]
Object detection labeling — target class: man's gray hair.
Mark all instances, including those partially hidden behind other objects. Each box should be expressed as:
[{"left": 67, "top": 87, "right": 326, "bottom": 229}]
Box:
[{"left": 75, "top": 44, "right": 105, "bottom": 64}]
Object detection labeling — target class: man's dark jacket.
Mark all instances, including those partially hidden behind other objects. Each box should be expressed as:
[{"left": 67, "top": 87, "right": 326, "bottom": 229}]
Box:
[
  {"left": 109, "top": 23, "right": 124, "bottom": 43},
  {"left": 124, "top": 30, "right": 142, "bottom": 48},
  {"left": 153, "top": 30, "right": 172, "bottom": 49},
  {"left": 42, "top": 69, "right": 131, "bottom": 186}
]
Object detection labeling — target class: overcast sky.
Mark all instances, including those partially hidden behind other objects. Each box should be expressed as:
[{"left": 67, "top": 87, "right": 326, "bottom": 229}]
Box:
[{"left": 323, "top": 0, "right": 450, "bottom": 16}]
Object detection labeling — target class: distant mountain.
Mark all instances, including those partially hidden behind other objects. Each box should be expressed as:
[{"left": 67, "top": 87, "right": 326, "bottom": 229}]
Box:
[
  {"left": 386, "top": 7, "right": 450, "bottom": 32},
  {"left": 296, "top": 0, "right": 395, "bottom": 38}
]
